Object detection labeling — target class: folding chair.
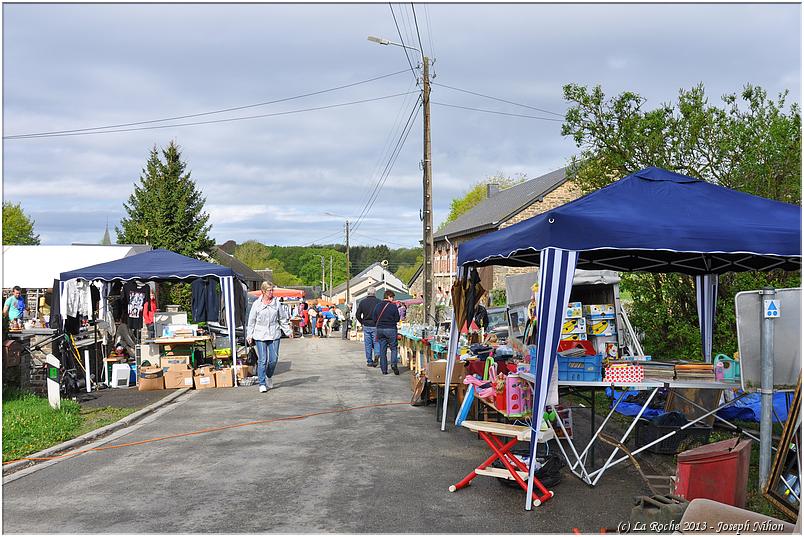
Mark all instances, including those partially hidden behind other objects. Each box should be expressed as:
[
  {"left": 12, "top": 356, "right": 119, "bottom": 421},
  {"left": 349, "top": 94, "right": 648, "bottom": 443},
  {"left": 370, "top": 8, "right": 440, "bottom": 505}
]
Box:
[{"left": 449, "top": 420, "right": 555, "bottom": 507}]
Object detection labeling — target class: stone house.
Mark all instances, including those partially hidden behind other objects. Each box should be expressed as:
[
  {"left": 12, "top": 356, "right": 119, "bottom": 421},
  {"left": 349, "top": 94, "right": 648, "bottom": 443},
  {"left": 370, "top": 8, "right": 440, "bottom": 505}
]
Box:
[{"left": 409, "top": 167, "right": 581, "bottom": 303}]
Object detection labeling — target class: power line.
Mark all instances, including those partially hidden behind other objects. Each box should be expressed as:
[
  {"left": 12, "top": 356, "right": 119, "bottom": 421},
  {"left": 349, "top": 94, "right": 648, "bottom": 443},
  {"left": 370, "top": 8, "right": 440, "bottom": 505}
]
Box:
[
  {"left": 351, "top": 231, "right": 417, "bottom": 248},
  {"left": 432, "top": 82, "right": 565, "bottom": 117},
  {"left": 352, "top": 95, "right": 421, "bottom": 233},
  {"left": 352, "top": 95, "right": 420, "bottom": 231},
  {"left": 432, "top": 101, "right": 565, "bottom": 122},
  {"left": 5, "top": 69, "right": 411, "bottom": 139},
  {"left": 5, "top": 92, "right": 419, "bottom": 140},
  {"left": 410, "top": 3, "right": 426, "bottom": 58},
  {"left": 301, "top": 230, "right": 345, "bottom": 247},
  {"left": 423, "top": 4, "right": 436, "bottom": 72},
  {"left": 353, "top": 77, "right": 418, "bottom": 218},
  {"left": 389, "top": 3, "right": 418, "bottom": 84}
]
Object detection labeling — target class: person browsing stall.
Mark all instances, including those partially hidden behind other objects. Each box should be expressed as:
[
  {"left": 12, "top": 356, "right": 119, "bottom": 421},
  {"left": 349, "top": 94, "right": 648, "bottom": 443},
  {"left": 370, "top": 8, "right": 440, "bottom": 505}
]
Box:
[
  {"left": 3, "top": 286, "right": 25, "bottom": 323},
  {"left": 247, "top": 282, "right": 293, "bottom": 393},
  {"left": 355, "top": 286, "right": 381, "bottom": 367},
  {"left": 372, "top": 290, "right": 401, "bottom": 375}
]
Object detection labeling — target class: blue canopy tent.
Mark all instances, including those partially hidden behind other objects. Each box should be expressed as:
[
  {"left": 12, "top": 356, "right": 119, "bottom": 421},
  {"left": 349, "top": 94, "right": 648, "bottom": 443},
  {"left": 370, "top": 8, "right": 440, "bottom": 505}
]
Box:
[
  {"left": 59, "top": 248, "right": 245, "bottom": 386},
  {"left": 442, "top": 167, "right": 801, "bottom": 509}
]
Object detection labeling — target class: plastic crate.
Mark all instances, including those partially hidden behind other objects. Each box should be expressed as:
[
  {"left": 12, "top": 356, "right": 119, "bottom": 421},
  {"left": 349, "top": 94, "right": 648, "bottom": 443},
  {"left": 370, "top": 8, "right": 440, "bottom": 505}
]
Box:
[
  {"left": 634, "top": 419, "right": 712, "bottom": 455},
  {"left": 557, "top": 353, "right": 603, "bottom": 382}
]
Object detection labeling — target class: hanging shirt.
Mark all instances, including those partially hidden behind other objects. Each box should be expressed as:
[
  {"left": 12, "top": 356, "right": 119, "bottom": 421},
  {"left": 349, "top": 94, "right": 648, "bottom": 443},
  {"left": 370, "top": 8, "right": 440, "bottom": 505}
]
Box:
[
  {"left": 64, "top": 279, "right": 93, "bottom": 318},
  {"left": 123, "top": 282, "right": 151, "bottom": 329},
  {"left": 192, "top": 278, "right": 221, "bottom": 323}
]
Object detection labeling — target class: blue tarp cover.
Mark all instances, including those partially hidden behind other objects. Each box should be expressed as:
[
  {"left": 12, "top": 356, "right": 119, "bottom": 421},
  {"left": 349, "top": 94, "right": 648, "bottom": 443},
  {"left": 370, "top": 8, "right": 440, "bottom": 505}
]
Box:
[
  {"left": 60, "top": 248, "right": 239, "bottom": 282},
  {"left": 458, "top": 167, "right": 801, "bottom": 274},
  {"left": 606, "top": 388, "right": 792, "bottom": 423}
]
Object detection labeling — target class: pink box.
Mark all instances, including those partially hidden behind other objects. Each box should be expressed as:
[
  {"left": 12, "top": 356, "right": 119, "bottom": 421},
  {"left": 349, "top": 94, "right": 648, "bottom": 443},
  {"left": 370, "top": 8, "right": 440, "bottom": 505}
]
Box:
[
  {"left": 603, "top": 364, "right": 644, "bottom": 383},
  {"left": 505, "top": 374, "right": 532, "bottom": 417}
]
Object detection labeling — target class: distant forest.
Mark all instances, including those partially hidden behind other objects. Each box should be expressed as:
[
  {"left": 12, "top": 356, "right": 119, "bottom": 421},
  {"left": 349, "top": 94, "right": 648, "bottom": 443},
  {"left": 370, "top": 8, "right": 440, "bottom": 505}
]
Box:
[{"left": 232, "top": 240, "right": 422, "bottom": 288}]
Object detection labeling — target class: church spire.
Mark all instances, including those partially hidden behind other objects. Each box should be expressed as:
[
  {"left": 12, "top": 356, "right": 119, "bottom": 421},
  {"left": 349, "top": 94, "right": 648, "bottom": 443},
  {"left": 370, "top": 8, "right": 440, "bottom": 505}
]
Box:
[{"left": 101, "top": 219, "right": 112, "bottom": 245}]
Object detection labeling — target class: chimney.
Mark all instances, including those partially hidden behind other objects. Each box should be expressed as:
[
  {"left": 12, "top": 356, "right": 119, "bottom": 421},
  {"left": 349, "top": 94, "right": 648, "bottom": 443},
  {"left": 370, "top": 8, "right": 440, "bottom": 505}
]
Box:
[{"left": 486, "top": 183, "right": 500, "bottom": 198}]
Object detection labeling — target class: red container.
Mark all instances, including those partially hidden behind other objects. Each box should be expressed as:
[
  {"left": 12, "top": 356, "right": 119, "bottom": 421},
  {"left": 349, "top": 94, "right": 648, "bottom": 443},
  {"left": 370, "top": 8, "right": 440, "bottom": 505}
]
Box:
[{"left": 675, "top": 438, "right": 752, "bottom": 508}]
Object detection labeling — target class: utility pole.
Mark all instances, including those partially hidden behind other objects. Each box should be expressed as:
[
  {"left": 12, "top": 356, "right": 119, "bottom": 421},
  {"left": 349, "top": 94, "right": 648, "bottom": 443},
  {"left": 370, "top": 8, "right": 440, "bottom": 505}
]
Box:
[
  {"left": 329, "top": 256, "right": 333, "bottom": 297},
  {"left": 422, "top": 55, "right": 435, "bottom": 325},
  {"left": 345, "top": 220, "right": 351, "bottom": 308},
  {"left": 320, "top": 256, "right": 325, "bottom": 298}
]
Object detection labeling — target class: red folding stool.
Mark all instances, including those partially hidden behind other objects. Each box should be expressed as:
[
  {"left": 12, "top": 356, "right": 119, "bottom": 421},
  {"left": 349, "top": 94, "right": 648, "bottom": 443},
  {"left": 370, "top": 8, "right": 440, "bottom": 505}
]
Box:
[{"left": 449, "top": 420, "right": 555, "bottom": 507}]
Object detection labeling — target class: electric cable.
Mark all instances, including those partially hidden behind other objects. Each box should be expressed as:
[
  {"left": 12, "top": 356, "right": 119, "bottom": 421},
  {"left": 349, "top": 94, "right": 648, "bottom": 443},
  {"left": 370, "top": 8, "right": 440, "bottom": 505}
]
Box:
[
  {"left": 351, "top": 95, "right": 421, "bottom": 231},
  {"left": 353, "top": 77, "right": 419, "bottom": 218},
  {"left": 2, "top": 401, "right": 411, "bottom": 466},
  {"left": 423, "top": 4, "right": 436, "bottom": 74},
  {"left": 410, "top": 3, "right": 426, "bottom": 59},
  {"left": 352, "top": 95, "right": 421, "bottom": 233},
  {"left": 432, "top": 82, "right": 566, "bottom": 117},
  {"left": 5, "top": 69, "right": 411, "bottom": 139},
  {"left": 432, "top": 101, "right": 565, "bottom": 122},
  {"left": 389, "top": 3, "right": 418, "bottom": 83},
  {"left": 351, "top": 231, "right": 416, "bottom": 248},
  {"left": 6, "top": 92, "right": 419, "bottom": 140}
]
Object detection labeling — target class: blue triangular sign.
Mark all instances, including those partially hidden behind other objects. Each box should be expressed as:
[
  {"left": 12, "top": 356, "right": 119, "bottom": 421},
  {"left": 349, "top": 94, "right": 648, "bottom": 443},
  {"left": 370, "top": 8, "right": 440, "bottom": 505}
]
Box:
[{"left": 768, "top": 303, "right": 778, "bottom": 312}]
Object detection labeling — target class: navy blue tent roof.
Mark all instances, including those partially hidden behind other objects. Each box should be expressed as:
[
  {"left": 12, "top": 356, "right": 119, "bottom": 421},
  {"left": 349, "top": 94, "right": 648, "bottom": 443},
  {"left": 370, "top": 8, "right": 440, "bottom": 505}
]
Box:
[
  {"left": 60, "top": 248, "right": 241, "bottom": 282},
  {"left": 458, "top": 167, "right": 801, "bottom": 275}
]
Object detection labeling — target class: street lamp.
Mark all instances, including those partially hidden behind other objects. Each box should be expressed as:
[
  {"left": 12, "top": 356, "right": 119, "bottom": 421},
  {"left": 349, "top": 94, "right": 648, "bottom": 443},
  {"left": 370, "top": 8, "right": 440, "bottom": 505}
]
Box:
[{"left": 368, "top": 34, "right": 435, "bottom": 326}]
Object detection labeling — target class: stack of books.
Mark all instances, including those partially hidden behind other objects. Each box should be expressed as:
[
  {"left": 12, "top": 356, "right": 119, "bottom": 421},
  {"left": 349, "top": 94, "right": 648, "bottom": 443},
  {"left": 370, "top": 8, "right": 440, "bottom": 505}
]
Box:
[{"left": 641, "top": 361, "right": 676, "bottom": 380}]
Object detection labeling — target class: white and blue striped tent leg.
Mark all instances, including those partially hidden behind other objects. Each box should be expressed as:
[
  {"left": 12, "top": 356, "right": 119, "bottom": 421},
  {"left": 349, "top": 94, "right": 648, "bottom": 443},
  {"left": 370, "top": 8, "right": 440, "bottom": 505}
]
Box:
[
  {"left": 695, "top": 274, "right": 718, "bottom": 364},
  {"left": 219, "top": 276, "right": 239, "bottom": 387},
  {"left": 441, "top": 266, "right": 465, "bottom": 431},
  {"left": 525, "top": 247, "right": 578, "bottom": 510}
]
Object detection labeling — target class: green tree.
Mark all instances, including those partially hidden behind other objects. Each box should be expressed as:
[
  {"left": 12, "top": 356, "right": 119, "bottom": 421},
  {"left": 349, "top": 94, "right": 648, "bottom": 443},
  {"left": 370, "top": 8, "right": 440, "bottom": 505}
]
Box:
[
  {"left": 116, "top": 141, "right": 215, "bottom": 257},
  {"left": 439, "top": 173, "right": 526, "bottom": 230},
  {"left": 233, "top": 241, "right": 303, "bottom": 287},
  {"left": 117, "top": 141, "right": 215, "bottom": 313},
  {"left": 395, "top": 254, "right": 423, "bottom": 284},
  {"left": 2, "top": 202, "right": 40, "bottom": 245},
  {"left": 562, "top": 83, "right": 801, "bottom": 359}
]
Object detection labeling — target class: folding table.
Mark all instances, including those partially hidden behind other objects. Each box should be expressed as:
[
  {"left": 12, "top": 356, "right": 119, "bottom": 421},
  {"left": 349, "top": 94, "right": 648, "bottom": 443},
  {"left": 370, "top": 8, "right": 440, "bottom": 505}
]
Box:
[
  {"left": 527, "top": 377, "right": 751, "bottom": 486},
  {"left": 449, "top": 420, "right": 556, "bottom": 507}
]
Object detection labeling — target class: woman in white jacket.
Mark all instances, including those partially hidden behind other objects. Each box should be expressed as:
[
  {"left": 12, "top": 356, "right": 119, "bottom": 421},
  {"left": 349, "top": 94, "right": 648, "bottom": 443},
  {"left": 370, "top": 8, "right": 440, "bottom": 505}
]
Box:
[{"left": 247, "top": 282, "right": 293, "bottom": 393}]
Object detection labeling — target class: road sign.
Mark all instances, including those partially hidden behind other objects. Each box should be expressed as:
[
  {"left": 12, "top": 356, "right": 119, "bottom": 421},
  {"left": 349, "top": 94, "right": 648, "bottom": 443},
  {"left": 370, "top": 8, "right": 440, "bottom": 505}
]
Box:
[{"left": 764, "top": 299, "right": 781, "bottom": 318}]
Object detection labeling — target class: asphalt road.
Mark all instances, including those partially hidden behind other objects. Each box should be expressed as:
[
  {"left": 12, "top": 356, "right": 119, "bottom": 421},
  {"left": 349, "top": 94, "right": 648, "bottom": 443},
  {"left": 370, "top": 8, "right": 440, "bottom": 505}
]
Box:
[{"left": 3, "top": 336, "right": 649, "bottom": 533}]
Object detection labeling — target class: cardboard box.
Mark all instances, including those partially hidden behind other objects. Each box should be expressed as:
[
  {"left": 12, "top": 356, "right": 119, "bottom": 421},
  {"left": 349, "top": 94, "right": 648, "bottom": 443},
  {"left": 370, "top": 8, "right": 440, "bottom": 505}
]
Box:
[
  {"left": 162, "top": 344, "right": 193, "bottom": 356},
  {"left": 583, "top": 304, "right": 616, "bottom": 320},
  {"left": 561, "top": 317, "right": 587, "bottom": 335},
  {"left": 565, "top": 302, "right": 583, "bottom": 319},
  {"left": 235, "top": 364, "right": 254, "bottom": 380},
  {"left": 161, "top": 356, "right": 191, "bottom": 372},
  {"left": 588, "top": 319, "right": 617, "bottom": 336},
  {"left": 138, "top": 366, "right": 164, "bottom": 391},
  {"left": 214, "top": 368, "right": 234, "bottom": 388},
  {"left": 194, "top": 366, "right": 216, "bottom": 390},
  {"left": 164, "top": 369, "right": 194, "bottom": 389},
  {"left": 425, "top": 359, "right": 465, "bottom": 385},
  {"left": 604, "top": 364, "right": 644, "bottom": 383},
  {"left": 561, "top": 333, "right": 588, "bottom": 341}
]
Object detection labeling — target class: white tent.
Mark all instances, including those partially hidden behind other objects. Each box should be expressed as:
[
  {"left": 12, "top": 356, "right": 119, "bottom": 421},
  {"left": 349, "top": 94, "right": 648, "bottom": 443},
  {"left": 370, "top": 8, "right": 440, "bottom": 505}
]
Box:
[{"left": 2, "top": 245, "right": 151, "bottom": 289}]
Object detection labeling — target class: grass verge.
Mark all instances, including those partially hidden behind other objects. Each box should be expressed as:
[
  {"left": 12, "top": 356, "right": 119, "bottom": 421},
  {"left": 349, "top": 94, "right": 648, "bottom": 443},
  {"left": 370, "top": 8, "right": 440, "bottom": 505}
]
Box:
[{"left": 2, "top": 390, "right": 135, "bottom": 463}]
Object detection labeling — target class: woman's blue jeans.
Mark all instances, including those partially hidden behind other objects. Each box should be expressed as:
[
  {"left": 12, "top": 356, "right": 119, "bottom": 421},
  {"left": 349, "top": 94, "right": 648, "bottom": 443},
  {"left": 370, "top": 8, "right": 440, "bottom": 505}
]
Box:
[{"left": 255, "top": 339, "right": 280, "bottom": 386}]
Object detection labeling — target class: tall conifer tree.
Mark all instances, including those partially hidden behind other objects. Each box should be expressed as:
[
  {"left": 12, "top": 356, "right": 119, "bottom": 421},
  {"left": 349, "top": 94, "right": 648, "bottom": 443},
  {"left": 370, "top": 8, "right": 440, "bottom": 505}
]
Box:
[{"left": 116, "top": 141, "right": 214, "bottom": 257}]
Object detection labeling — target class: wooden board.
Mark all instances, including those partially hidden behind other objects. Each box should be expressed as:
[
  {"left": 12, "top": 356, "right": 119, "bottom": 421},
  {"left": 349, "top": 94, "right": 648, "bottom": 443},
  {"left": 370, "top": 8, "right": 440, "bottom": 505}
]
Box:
[{"left": 664, "top": 388, "right": 723, "bottom": 428}]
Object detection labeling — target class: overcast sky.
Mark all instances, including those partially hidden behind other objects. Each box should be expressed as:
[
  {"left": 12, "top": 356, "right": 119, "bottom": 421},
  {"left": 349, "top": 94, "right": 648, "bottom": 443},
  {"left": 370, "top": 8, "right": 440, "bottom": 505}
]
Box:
[{"left": 3, "top": 2, "right": 800, "bottom": 248}]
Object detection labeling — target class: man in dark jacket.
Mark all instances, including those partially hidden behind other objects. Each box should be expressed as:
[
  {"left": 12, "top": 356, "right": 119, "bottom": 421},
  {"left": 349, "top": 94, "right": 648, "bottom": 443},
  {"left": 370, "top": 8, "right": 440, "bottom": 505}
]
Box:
[
  {"left": 372, "top": 290, "right": 401, "bottom": 375},
  {"left": 355, "top": 286, "right": 381, "bottom": 367}
]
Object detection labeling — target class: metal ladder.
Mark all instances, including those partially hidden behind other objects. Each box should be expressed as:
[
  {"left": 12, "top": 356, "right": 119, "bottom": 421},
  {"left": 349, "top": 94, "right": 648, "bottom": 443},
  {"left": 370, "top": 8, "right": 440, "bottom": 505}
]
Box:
[{"left": 618, "top": 307, "right": 645, "bottom": 359}]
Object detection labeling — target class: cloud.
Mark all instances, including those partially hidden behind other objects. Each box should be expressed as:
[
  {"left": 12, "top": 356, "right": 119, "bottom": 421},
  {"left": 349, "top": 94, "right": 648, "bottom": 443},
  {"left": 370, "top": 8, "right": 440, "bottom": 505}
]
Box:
[{"left": 3, "top": 3, "right": 800, "bottom": 249}]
